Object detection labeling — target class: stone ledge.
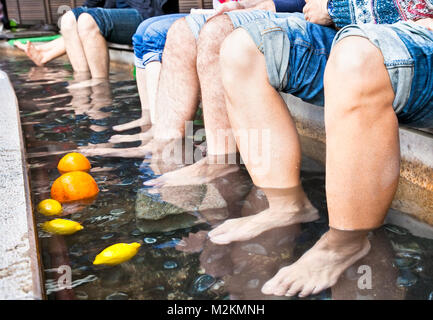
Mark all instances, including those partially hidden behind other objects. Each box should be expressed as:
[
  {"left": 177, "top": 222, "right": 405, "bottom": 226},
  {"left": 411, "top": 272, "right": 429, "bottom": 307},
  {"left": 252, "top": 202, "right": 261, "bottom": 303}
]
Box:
[{"left": 0, "top": 70, "right": 43, "bottom": 300}]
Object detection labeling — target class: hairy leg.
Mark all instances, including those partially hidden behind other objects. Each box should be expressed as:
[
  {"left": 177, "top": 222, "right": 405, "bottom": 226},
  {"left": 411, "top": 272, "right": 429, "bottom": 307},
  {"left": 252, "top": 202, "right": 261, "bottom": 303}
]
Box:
[
  {"left": 81, "top": 19, "right": 200, "bottom": 159},
  {"left": 262, "top": 37, "right": 399, "bottom": 298},
  {"left": 77, "top": 13, "right": 109, "bottom": 79},
  {"left": 209, "top": 28, "right": 318, "bottom": 245},
  {"left": 60, "top": 11, "right": 90, "bottom": 74},
  {"left": 144, "top": 15, "right": 241, "bottom": 187}
]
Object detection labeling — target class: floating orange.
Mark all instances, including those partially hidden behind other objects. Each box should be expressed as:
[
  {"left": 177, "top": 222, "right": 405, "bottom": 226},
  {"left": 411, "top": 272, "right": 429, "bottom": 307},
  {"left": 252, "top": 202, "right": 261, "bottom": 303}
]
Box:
[
  {"left": 51, "top": 171, "right": 99, "bottom": 203},
  {"left": 57, "top": 152, "right": 91, "bottom": 174}
]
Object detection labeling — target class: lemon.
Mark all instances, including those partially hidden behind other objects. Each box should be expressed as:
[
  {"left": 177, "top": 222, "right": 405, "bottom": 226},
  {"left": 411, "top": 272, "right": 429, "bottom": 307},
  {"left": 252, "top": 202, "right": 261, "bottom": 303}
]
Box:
[
  {"left": 93, "top": 243, "right": 141, "bottom": 266},
  {"left": 42, "top": 219, "right": 83, "bottom": 235},
  {"left": 37, "top": 199, "right": 63, "bottom": 216}
]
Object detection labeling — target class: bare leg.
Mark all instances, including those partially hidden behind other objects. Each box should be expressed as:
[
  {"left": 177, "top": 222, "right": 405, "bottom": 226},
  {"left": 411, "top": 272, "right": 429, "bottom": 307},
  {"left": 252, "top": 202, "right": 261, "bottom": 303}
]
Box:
[
  {"left": 209, "top": 28, "right": 318, "bottom": 244},
  {"left": 77, "top": 13, "right": 109, "bottom": 79},
  {"left": 61, "top": 11, "right": 90, "bottom": 74},
  {"left": 262, "top": 37, "right": 400, "bottom": 298},
  {"left": 112, "top": 67, "right": 152, "bottom": 132},
  {"left": 144, "top": 16, "right": 240, "bottom": 187},
  {"left": 15, "top": 37, "right": 66, "bottom": 66},
  {"left": 81, "top": 18, "right": 200, "bottom": 159}
]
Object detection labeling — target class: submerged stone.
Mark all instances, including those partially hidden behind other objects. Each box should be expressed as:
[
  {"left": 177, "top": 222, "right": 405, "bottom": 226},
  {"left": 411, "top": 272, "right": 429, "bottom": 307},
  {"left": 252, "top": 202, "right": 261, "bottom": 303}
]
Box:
[
  {"left": 397, "top": 270, "right": 418, "bottom": 287},
  {"left": 144, "top": 237, "right": 157, "bottom": 244},
  {"left": 384, "top": 224, "right": 409, "bottom": 236},
  {"left": 240, "top": 243, "right": 268, "bottom": 256},
  {"left": 192, "top": 274, "right": 216, "bottom": 294},
  {"left": 136, "top": 213, "right": 201, "bottom": 233},
  {"left": 101, "top": 233, "right": 115, "bottom": 240},
  {"left": 154, "top": 238, "right": 181, "bottom": 249},
  {"left": 130, "top": 229, "right": 142, "bottom": 236},
  {"left": 135, "top": 184, "right": 226, "bottom": 220},
  {"left": 110, "top": 208, "right": 126, "bottom": 216},
  {"left": 75, "top": 290, "right": 88, "bottom": 300},
  {"left": 163, "top": 261, "right": 178, "bottom": 270},
  {"left": 105, "top": 292, "right": 129, "bottom": 300},
  {"left": 394, "top": 257, "right": 419, "bottom": 270}
]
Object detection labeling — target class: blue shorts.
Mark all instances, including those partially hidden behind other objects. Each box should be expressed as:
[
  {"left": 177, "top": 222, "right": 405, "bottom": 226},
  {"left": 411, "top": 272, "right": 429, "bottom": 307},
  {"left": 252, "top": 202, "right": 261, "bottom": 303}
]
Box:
[
  {"left": 237, "top": 12, "right": 337, "bottom": 106},
  {"left": 133, "top": 13, "right": 187, "bottom": 69},
  {"left": 333, "top": 22, "right": 433, "bottom": 128},
  {"left": 71, "top": 7, "right": 145, "bottom": 45},
  {"left": 185, "top": 10, "right": 298, "bottom": 40}
]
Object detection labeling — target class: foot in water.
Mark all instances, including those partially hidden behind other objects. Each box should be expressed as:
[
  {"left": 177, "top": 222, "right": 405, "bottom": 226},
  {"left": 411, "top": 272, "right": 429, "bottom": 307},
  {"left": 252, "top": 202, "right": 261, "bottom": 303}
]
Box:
[
  {"left": 261, "top": 230, "right": 371, "bottom": 297},
  {"left": 15, "top": 41, "right": 45, "bottom": 66},
  {"left": 113, "top": 116, "right": 151, "bottom": 132},
  {"left": 143, "top": 156, "right": 240, "bottom": 187},
  {"left": 109, "top": 129, "right": 153, "bottom": 144},
  {"left": 208, "top": 194, "right": 319, "bottom": 245},
  {"left": 79, "top": 143, "right": 153, "bottom": 158}
]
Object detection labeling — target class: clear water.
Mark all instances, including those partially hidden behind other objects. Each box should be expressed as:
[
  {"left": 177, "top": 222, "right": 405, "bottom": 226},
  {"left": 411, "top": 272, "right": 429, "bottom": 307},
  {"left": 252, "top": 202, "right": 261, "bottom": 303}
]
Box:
[{"left": 1, "top": 54, "right": 433, "bottom": 300}]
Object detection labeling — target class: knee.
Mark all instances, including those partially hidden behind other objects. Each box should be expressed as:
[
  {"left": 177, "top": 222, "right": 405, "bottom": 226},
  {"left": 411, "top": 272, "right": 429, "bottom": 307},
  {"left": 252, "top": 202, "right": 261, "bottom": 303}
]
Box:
[
  {"left": 324, "top": 37, "right": 386, "bottom": 118},
  {"left": 326, "top": 37, "right": 379, "bottom": 80},
  {"left": 60, "top": 10, "right": 77, "bottom": 33},
  {"left": 77, "top": 13, "right": 100, "bottom": 38},
  {"left": 196, "top": 15, "right": 232, "bottom": 71},
  {"left": 220, "top": 28, "right": 260, "bottom": 88},
  {"left": 166, "top": 18, "right": 194, "bottom": 48}
]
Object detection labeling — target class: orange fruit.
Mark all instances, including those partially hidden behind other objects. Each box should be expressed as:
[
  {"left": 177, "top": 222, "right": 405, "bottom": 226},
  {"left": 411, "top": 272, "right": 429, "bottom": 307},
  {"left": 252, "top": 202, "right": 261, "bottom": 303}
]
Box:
[
  {"left": 57, "top": 152, "right": 91, "bottom": 174},
  {"left": 51, "top": 171, "right": 99, "bottom": 203}
]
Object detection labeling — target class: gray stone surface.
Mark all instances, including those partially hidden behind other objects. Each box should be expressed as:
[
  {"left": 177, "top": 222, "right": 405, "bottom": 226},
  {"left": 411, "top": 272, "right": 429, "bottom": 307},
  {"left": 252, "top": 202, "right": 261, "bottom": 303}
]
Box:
[{"left": 0, "top": 70, "right": 43, "bottom": 300}]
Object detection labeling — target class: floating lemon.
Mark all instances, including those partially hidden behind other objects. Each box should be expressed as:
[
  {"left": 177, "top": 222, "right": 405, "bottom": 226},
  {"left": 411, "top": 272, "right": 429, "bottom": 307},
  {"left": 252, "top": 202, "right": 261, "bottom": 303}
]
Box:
[
  {"left": 93, "top": 243, "right": 141, "bottom": 266},
  {"left": 37, "top": 199, "right": 63, "bottom": 216},
  {"left": 42, "top": 219, "right": 83, "bottom": 235},
  {"left": 57, "top": 152, "right": 91, "bottom": 174},
  {"left": 51, "top": 171, "right": 99, "bottom": 203}
]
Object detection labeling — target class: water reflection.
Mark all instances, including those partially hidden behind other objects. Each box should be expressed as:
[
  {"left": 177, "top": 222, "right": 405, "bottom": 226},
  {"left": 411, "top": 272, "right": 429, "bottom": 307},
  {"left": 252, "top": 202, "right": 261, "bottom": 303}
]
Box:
[{"left": 1, "top": 54, "right": 433, "bottom": 300}]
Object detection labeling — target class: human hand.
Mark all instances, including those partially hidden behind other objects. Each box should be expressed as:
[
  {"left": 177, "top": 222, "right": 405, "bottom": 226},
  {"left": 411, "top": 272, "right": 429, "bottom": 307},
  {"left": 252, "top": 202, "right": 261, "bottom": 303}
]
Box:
[
  {"left": 414, "top": 18, "right": 433, "bottom": 31},
  {"left": 303, "top": 0, "right": 333, "bottom": 26},
  {"left": 208, "top": 1, "right": 244, "bottom": 20}
]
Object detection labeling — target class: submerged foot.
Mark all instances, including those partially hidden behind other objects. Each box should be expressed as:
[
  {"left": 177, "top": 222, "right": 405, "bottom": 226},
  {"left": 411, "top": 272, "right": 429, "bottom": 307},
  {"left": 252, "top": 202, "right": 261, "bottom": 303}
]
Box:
[
  {"left": 15, "top": 41, "right": 45, "bottom": 66},
  {"left": 109, "top": 129, "right": 153, "bottom": 144},
  {"left": 113, "top": 116, "right": 151, "bottom": 132},
  {"left": 79, "top": 144, "right": 153, "bottom": 158},
  {"left": 143, "top": 156, "right": 240, "bottom": 187},
  {"left": 261, "top": 231, "right": 371, "bottom": 298},
  {"left": 209, "top": 201, "right": 319, "bottom": 245}
]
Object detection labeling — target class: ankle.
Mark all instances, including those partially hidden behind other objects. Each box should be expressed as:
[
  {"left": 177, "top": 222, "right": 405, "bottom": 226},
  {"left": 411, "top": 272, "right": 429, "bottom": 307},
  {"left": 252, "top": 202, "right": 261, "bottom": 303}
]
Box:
[
  {"left": 207, "top": 153, "right": 241, "bottom": 166},
  {"left": 324, "top": 227, "right": 369, "bottom": 252},
  {"left": 262, "top": 186, "right": 309, "bottom": 211}
]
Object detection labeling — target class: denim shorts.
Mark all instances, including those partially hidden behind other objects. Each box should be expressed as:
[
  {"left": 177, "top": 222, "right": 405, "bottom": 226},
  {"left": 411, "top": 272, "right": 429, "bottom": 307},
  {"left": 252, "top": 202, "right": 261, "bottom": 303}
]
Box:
[
  {"left": 71, "top": 7, "right": 145, "bottom": 45},
  {"left": 133, "top": 13, "right": 187, "bottom": 68},
  {"left": 333, "top": 22, "right": 433, "bottom": 128},
  {"left": 237, "top": 12, "right": 337, "bottom": 106},
  {"left": 185, "top": 10, "right": 297, "bottom": 40}
]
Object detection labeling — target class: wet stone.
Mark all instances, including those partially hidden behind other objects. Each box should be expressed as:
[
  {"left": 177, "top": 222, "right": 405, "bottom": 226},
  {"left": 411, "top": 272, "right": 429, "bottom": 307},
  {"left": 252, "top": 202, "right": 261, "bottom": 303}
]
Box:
[
  {"left": 428, "top": 291, "right": 433, "bottom": 300},
  {"left": 105, "top": 292, "right": 129, "bottom": 300},
  {"left": 397, "top": 270, "right": 418, "bottom": 287},
  {"left": 394, "top": 257, "right": 419, "bottom": 270},
  {"left": 144, "top": 237, "right": 157, "bottom": 244},
  {"left": 130, "top": 229, "right": 142, "bottom": 237},
  {"left": 75, "top": 290, "right": 88, "bottom": 300},
  {"left": 385, "top": 224, "right": 409, "bottom": 236},
  {"left": 110, "top": 208, "right": 126, "bottom": 216},
  {"left": 163, "top": 261, "right": 178, "bottom": 270},
  {"left": 101, "top": 233, "right": 115, "bottom": 240},
  {"left": 192, "top": 275, "right": 216, "bottom": 294}
]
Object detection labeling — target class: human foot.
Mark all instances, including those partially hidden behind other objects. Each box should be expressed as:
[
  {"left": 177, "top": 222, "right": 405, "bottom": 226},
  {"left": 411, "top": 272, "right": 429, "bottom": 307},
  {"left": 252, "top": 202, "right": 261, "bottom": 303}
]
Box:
[
  {"left": 209, "top": 202, "right": 319, "bottom": 245},
  {"left": 143, "top": 156, "right": 240, "bottom": 187},
  {"left": 261, "top": 230, "right": 371, "bottom": 298},
  {"left": 15, "top": 41, "right": 45, "bottom": 66},
  {"left": 109, "top": 129, "right": 153, "bottom": 144},
  {"left": 113, "top": 116, "right": 151, "bottom": 132},
  {"left": 79, "top": 144, "right": 153, "bottom": 158}
]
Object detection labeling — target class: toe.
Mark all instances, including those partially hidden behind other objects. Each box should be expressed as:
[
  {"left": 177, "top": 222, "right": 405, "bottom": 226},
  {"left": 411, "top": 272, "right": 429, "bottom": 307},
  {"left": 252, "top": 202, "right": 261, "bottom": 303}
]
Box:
[
  {"left": 285, "top": 280, "right": 304, "bottom": 297},
  {"left": 261, "top": 268, "right": 291, "bottom": 295},
  {"left": 298, "top": 281, "right": 316, "bottom": 298}
]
